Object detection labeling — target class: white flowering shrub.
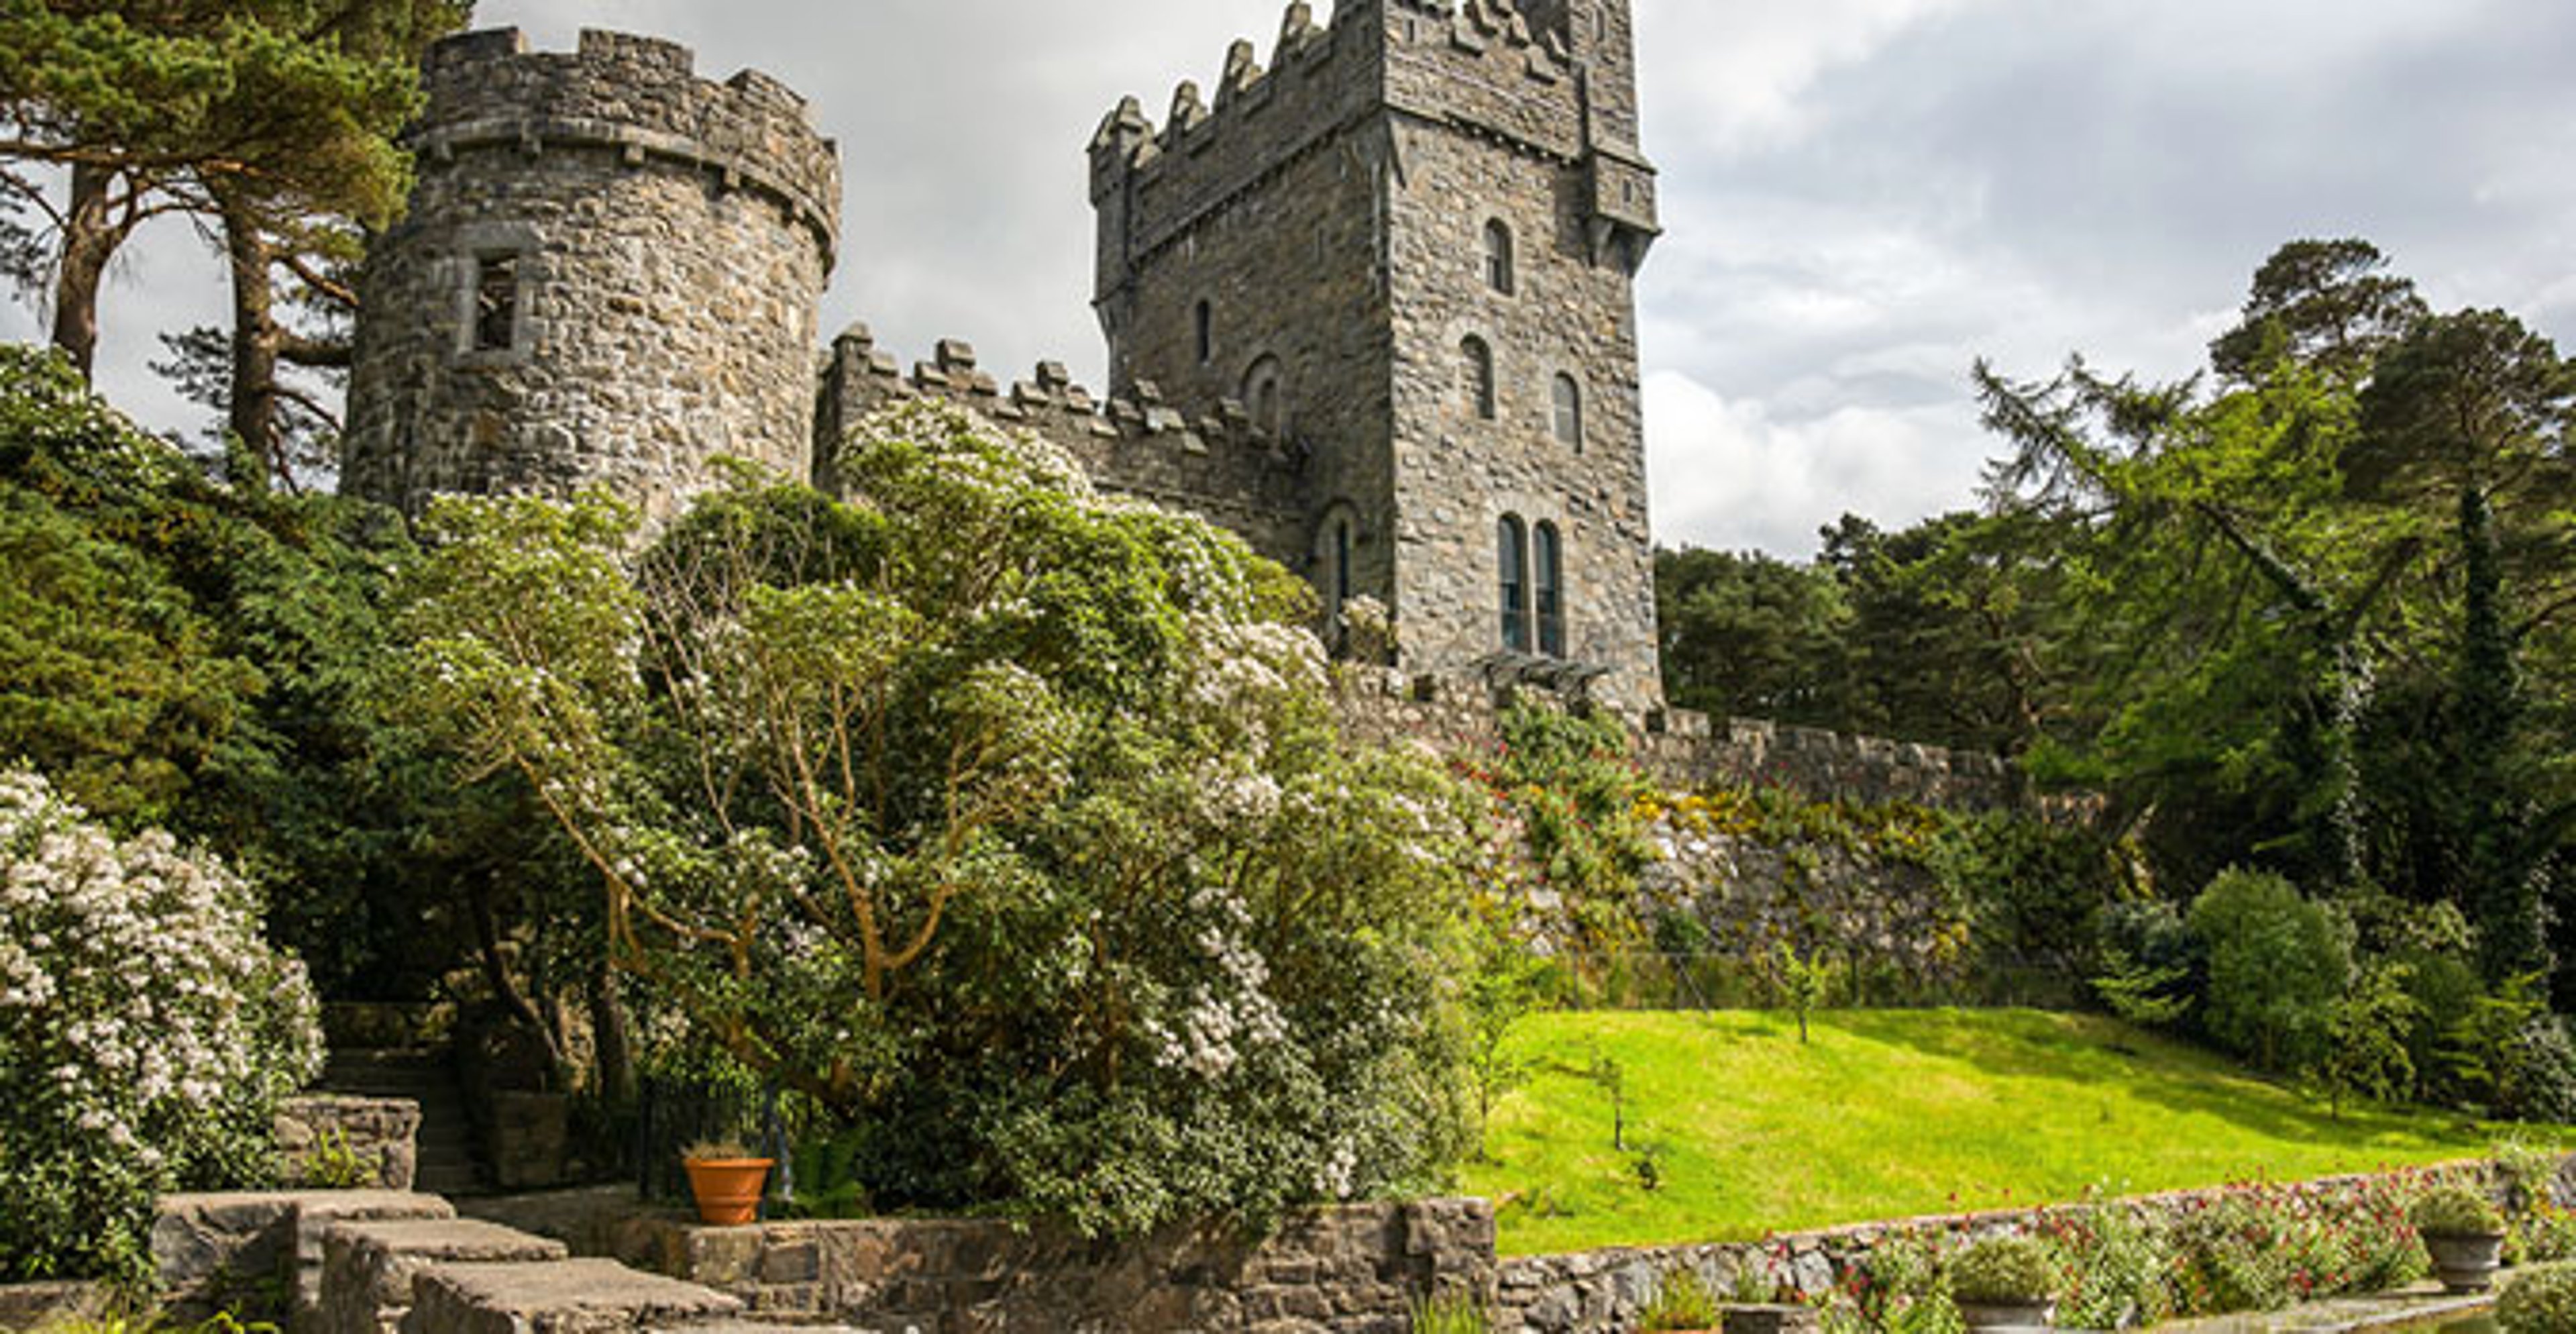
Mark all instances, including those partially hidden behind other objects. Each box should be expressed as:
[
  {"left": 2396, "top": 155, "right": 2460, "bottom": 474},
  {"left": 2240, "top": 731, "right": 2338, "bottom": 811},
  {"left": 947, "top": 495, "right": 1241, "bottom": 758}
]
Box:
[
  {"left": 404, "top": 403, "right": 1483, "bottom": 1235},
  {"left": 0, "top": 770, "right": 323, "bottom": 1285}
]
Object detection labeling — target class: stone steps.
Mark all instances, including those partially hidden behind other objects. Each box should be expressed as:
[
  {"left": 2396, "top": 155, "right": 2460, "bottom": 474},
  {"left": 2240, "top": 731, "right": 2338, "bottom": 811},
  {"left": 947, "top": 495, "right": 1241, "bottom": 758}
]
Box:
[
  {"left": 402, "top": 1259, "right": 745, "bottom": 1334},
  {"left": 319, "top": 1219, "right": 569, "bottom": 1334},
  {"left": 320, "top": 1049, "right": 480, "bottom": 1197}
]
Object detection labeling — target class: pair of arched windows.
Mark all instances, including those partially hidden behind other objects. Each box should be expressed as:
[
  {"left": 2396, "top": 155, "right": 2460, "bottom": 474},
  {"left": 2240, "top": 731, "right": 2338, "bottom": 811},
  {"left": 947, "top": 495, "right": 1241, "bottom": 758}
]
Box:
[
  {"left": 1498, "top": 515, "right": 1566, "bottom": 658},
  {"left": 1459, "top": 338, "right": 1583, "bottom": 450}
]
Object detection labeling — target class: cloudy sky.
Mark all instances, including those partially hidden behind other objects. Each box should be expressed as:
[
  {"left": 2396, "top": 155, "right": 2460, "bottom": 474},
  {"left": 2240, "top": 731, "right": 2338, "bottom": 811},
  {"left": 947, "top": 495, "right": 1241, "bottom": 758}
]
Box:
[{"left": 7, "top": 0, "right": 2573, "bottom": 556}]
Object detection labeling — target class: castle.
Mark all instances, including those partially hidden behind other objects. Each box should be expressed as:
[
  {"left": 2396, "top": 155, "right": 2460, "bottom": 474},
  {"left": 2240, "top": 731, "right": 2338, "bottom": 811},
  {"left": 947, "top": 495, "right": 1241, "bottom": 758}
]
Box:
[{"left": 343, "top": 1, "right": 1664, "bottom": 706}]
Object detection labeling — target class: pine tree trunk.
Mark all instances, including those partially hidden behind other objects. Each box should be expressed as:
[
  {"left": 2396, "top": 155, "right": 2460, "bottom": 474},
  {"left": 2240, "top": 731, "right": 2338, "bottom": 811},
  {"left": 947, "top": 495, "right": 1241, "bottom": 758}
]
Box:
[
  {"left": 219, "top": 193, "right": 284, "bottom": 480},
  {"left": 49, "top": 163, "right": 119, "bottom": 377}
]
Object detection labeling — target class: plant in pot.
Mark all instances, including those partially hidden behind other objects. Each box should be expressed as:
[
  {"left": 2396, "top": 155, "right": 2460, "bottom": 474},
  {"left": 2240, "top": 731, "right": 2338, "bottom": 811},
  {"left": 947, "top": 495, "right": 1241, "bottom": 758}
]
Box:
[
  {"left": 1949, "top": 1234, "right": 2059, "bottom": 1331},
  {"left": 681, "top": 1139, "right": 775, "bottom": 1227},
  {"left": 1638, "top": 1268, "right": 1723, "bottom": 1333},
  {"left": 2413, "top": 1184, "right": 2508, "bottom": 1294}
]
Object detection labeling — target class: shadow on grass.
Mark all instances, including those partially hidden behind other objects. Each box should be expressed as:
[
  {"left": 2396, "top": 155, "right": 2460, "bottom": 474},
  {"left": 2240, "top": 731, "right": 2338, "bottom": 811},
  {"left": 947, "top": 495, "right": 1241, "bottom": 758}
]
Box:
[{"left": 1827, "top": 1008, "right": 2491, "bottom": 1156}]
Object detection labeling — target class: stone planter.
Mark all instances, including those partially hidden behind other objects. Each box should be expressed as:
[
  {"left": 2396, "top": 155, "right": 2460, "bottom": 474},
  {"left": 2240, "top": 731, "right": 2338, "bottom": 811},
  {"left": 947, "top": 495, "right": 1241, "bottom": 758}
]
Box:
[
  {"left": 682, "top": 1158, "right": 773, "bottom": 1227},
  {"left": 2421, "top": 1231, "right": 2505, "bottom": 1294},
  {"left": 1955, "top": 1299, "right": 2055, "bottom": 1331}
]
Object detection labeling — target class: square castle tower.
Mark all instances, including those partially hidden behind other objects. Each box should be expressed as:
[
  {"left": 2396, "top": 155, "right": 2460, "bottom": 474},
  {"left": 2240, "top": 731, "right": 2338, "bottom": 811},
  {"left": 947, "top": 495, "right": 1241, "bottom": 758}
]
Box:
[{"left": 1089, "top": 0, "right": 1664, "bottom": 707}]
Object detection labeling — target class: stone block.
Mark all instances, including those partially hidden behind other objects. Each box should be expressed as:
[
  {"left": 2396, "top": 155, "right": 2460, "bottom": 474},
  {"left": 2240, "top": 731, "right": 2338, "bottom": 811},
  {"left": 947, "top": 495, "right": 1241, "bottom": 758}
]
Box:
[
  {"left": 0, "top": 1281, "right": 111, "bottom": 1331},
  {"left": 319, "top": 1219, "right": 567, "bottom": 1334},
  {"left": 402, "top": 1260, "right": 740, "bottom": 1334}
]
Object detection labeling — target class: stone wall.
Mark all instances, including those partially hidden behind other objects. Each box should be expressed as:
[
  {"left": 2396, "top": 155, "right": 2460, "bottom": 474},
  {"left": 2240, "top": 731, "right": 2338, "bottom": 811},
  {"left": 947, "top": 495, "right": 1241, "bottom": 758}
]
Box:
[
  {"left": 1495, "top": 1160, "right": 2563, "bottom": 1333},
  {"left": 343, "top": 28, "right": 839, "bottom": 521},
  {"left": 813, "top": 328, "right": 1312, "bottom": 568},
  {"left": 1332, "top": 667, "right": 2020, "bottom": 813},
  {"left": 278, "top": 1097, "right": 423, "bottom": 1192},
  {"left": 620, "top": 1198, "right": 1495, "bottom": 1333}
]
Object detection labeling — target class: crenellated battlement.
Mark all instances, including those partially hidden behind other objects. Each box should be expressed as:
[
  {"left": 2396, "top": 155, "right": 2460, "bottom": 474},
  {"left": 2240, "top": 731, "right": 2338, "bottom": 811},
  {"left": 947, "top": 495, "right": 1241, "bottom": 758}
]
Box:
[
  {"left": 815, "top": 325, "right": 1311, "bottom": 564},
  {"left": 1089, "top": 0, "right": 1650, "bottom": 293},
  {"left": 415, "top": 28, "right": 841, "bottom": 270}
]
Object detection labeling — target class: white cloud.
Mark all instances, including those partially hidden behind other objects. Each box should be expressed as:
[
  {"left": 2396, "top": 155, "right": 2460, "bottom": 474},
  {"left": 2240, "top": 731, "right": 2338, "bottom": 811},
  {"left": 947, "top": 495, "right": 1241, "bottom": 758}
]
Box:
[{"left": 1646, "top": 369, "right": 1986, "bottom": 556}]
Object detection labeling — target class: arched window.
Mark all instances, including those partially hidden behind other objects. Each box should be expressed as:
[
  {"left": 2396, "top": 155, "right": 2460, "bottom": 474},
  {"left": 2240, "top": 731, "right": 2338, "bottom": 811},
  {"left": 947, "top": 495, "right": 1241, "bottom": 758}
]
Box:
[
  {"left": 1498, "top": 515, "right": 1531, "bottom": 653},
  {"left": 1551, "top": 373, "right": 1584, "bottom": 450},
  {"left": 1312, "top": 503, "right": 1360, "bottom": 626},
  {"left": 1243, "top": 354, "right": 1285, "bottom": 435},
  {"left": 1534, "top": 521, "right": 1566, "bottom": 658},
  {"left": 1193, "top": 300, "right": 1214, "bottom": 364},
  {"left": 1483, "top": 219, "right": 1515, "bottom": 295},
  {"left": 1462, "top": 336, "right": 1496, "bottom": 421}
]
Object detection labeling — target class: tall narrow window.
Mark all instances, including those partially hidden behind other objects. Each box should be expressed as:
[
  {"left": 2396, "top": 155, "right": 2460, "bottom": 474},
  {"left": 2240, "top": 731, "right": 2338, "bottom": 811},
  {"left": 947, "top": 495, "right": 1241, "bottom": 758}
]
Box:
[
  {"left": 1462, "top": 336, "right": 1496, "bottom": 420},
  {"left": 1534, "top": 521, "right": 1566, "bottom": 658},
  {"left": 1499, "top": 515, "right": 1531, "bottom": 653},
  {"left": 1244, "top": 355, "right": 1284, "bottom": 435},
  {"left": 1483, "top": 219, "right": 1515, "bottom": 295},
  {"left": 473, "top": 254, "right": 519, "bottom": 352},
  {"left": 1551, "top": 373, "right": 1584, "bottom": 450},
  {"left": 1193, "top": 299, "right": 1214, "bottom": 364},
  {"left": 1333, "top": 516, "right": 1354, "bottom": 609}
]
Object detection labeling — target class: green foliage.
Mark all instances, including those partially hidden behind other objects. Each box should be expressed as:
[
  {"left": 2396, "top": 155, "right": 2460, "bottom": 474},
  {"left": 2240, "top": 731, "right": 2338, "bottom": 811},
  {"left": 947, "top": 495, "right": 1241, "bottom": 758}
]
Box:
[
  {"left": 2311, "top": 960, "right": 2418, "bottom": 1119},
  {"left": 2498, "top": 1264, "right": 2576, "bottom": 1334},
  {"left": 2187, "top": 869, "right": 2351, "bottom": 1073},
  {"left": 2439, "top": 976, "right": 2576, "bottom": 1122},
  {"left": 1638, "top": 1268, "right": 1722, "bottom": 1330},
  {"left": 0, "top": 343, "right": 461, "bottom": 999},
  {"left": 297, "top": 1129, "right": 370, "bottom": 1191},
  {"left": 2040, "top": 1201, "right": 2172, "bottom": 1331},
  {"left": 1407, "top": 1292, "right": 1491, "bottom": 1334},
  {"left": 398, "top": 402, "right": 1481, "bottom": 1237},
  {"left": 1772, "top": 941, "right": 1833, "bottom": 1044},
  {"left": 1463, "top": 905, "right": 1554, "bottom": 1158},
  {"left": 1655, "top": 545, "right": 1853, "bottom": 728},
  {"left": 2413, "top": 1183, "right": 2506, "bottom": 1237},
  {"left": 1947, "top": 1235, "right": 2056, "bottom": 1305},
  {"left": 0, "top": 770, "right": 324, "bottom": 1287},
  {"left": 1479, "top": 701, "right": 1656, "bottom": 977}
]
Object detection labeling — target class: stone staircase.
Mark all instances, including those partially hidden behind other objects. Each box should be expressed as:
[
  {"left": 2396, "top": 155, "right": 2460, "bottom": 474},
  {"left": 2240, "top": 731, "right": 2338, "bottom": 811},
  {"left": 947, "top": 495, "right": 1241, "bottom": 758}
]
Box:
[
  {"left": 320, "top": 1050, "right": 480, "bottom": 1197},
  {"left": 158, "top": 1190, "right": 842, "bottom": 1334}
]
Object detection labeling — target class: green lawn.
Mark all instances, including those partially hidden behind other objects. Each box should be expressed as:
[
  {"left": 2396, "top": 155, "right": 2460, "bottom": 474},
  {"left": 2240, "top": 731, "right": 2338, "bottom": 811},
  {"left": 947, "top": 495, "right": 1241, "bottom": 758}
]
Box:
[{"left": 1464, "top": 1009, "right": 2546, "bottom": 1256}]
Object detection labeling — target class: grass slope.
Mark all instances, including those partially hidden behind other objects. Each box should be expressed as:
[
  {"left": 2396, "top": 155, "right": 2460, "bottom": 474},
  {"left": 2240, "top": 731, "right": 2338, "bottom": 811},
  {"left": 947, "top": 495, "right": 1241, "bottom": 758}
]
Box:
[{"left": 1464, "top": 1009, "right": 2524, "bottom": 1257}]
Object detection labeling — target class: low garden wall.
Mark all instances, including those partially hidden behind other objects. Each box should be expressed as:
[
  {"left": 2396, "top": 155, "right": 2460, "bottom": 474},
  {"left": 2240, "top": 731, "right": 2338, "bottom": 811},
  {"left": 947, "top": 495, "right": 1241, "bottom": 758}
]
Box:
[
  {"left": 1495, "top": 1158, "right": 2574, "bottom": 1333},
  {"left": 277, "top": 1097, "right": 423, "bottom": 1192},
  {"left": 619, "top": 1198, "right": 1495, "bottom": 1332}
]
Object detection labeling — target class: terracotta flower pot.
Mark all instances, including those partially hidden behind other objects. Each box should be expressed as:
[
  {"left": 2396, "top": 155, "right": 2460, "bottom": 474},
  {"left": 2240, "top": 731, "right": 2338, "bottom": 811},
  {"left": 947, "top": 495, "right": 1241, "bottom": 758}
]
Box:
[
  {"left": 1955, "top": 1299, "right": 2055, "bottom": 1331},
  {"left": 682, "top": 1157, "right": 774, "bottom": 1227},
  {"left": 2421, "top": 1231, "right": 2505, "bottom": 1294}
]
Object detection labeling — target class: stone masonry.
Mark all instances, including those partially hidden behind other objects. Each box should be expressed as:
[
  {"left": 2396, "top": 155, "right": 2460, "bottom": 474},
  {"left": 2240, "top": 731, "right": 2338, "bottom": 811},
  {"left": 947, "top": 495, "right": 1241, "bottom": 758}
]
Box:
[
  {"left": 277, "top": 1096, "right": 423, "bottom": 1193},
  {"left": 343, "top": 29, "right": 839, "bottom": 521}
]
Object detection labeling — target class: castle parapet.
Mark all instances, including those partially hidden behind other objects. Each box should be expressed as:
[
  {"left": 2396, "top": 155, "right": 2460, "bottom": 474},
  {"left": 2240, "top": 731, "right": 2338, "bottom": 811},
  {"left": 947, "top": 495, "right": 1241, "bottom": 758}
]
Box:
[
  {"left": 417, "top": 28, "right": 842, "bottom": 269},
  {"left": 816, "top": 327, "right": 1311, "bottom": 564}
]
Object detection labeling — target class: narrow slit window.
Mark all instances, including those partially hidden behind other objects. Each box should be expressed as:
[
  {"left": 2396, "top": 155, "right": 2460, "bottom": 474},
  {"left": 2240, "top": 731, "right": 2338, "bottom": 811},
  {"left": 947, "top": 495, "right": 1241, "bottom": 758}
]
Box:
[
  {"left": 1499, "top": 515, "right": 1531, "bottom": 654},
  {"left": 1551, "top": 373, "right": 1584, "bottom": 450},
  {"left": 1462, "top": 336, "right": 1496, "bottom": 421},
  {"left": 1534, "top": 521, "right": 1566, "bottom": 658},
  {"left": 1483, "top": 219, "right": 1515, "bottom": 295},
  {"left": 1194, "top": 299, "right": 1214, "bottom": 365},
  {"left": 473, "top": 254, "right": 519, "bottom": 352}
]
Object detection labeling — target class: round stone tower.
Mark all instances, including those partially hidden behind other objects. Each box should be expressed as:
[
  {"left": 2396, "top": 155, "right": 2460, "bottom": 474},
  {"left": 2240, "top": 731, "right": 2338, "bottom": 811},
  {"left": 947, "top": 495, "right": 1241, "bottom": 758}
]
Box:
[{"left": 342, "top": 28, "right": 841, "bottom": 519}]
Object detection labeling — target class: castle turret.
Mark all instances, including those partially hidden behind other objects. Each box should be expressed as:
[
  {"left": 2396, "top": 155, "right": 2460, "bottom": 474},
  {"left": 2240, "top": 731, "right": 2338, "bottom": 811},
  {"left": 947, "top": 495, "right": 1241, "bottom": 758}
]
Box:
[
  {"left": 342, "top": 29, "right": 841, "bottom": 519},
  {"left": 1091, "top": 0, "right": 1664, "bottom": 707}
]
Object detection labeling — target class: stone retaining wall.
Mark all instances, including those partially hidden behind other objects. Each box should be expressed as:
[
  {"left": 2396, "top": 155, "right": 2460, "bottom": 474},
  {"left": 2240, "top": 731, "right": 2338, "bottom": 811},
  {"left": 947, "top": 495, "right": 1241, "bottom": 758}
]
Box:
[
  {"left": 0, "top": 1281, "right": 109, "bottom": 1331},
  {"left": 153, "top": 1191, "right": 455, "bottom": 1325},
  {"left": 621, "top": 1198, "right": 1495, "bottom": 1333},
  {"left": 1331, "top": 667, "right": 2021, "bottom": 814},
  {"left": 1495, "top": 1159, "right": 2572, "bottom": 1333},
  {"left": 279, "top": 1097, "right": 423, "bottom": 1192}
]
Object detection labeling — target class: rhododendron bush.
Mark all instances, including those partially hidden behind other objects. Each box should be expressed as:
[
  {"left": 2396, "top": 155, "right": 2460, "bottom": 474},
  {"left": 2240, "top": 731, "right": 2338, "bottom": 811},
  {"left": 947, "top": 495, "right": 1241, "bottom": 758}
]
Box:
[
  {"left": 0, "top": 770, "right": 323, "bottom": 1285},
  {"left": 402, "top": 402, "right": 1480, "bottom": 1235}
]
